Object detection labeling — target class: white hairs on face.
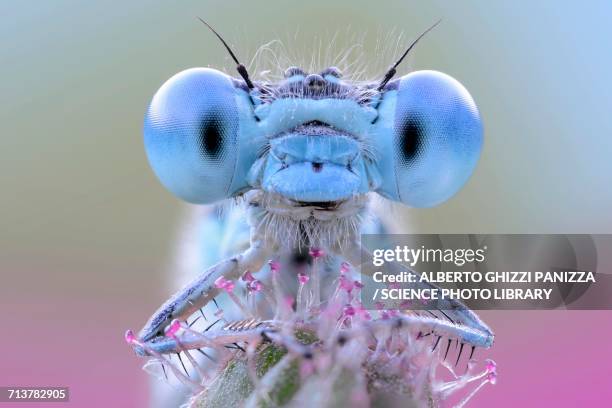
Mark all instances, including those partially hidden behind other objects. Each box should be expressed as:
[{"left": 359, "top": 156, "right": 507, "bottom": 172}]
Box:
[
  {"left": 258, "top": 209, "right": 363, "bottom": 250},
  {"left": 252, "top": 191, "right": 369, "bottom": 250}
]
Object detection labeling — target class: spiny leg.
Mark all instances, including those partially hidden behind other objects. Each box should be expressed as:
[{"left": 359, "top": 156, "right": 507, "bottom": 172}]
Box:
[
  {"left": 136, "top": 242, "right": 272, "bottom": 343},
  {"left": 341, "top": 242, "right": 494, "bottom": 348}
]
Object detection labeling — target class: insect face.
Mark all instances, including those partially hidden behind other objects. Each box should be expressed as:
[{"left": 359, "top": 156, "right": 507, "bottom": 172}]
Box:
[
  {"left": 144, "top": 67, "right": 481, "bottom": 208},
  {"left": 262, "top": 127, "right": 367, "bottom": 202},
  {"left": 143, "top": 24, "right": 482, "bottom": 212},
  {"left": 249, "top": 67, "right": 376, "bottom": 204}
]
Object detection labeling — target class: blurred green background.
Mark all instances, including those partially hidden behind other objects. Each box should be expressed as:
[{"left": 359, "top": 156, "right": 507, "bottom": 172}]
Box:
[{"left": 1, "top": 1, "right": 611, "bottom": 406}]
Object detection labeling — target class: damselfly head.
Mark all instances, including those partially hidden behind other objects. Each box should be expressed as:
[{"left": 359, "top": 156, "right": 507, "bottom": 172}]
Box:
[{"left": 143, "top": 21, "right": 483, "bottom": 211}]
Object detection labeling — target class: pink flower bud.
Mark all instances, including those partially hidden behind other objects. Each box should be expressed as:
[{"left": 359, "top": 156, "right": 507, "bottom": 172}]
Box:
[
  {"left": 400, "top": 300, "right": 412, "bottom": 309},
  {"left": 309, "top": 247, "right": 325, "bottom": 258},
  {"left": 249, "top": 280, "right": 263, "bottom": 292},
  {"left": 298, "top": 272, "right": 309, "bottom": 284},
  {"left": 214, "top": 276, "right": 228, "bottom": 289},
  {"left": 124, "top": 329, "right": 136, "bottom": 344},
  {"left": 268, "top": 260, "right": 281, "bottom": 274},
  {"left": 343, "top": 304, "right": 355, "bottom": 317},
  {"left": 214, "top": 276, "right": 235, "bottom": 292},
  {"left": 165, "top": 319, "right": 181, "bottom": 337},
  {"left": 339, "top": 276, "right": 354, "bottom": 292},
  {"left": 284, "top": 295, "right": 295, "bottom": 308}
]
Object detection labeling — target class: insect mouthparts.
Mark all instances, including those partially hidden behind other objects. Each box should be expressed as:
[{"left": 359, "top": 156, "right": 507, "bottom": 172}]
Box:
[
  {"left": 289, "top": 121, "right": 348, "bottom": 137},
  {"left": 302, "top": 120, "right": 331, "bottom": 127}
]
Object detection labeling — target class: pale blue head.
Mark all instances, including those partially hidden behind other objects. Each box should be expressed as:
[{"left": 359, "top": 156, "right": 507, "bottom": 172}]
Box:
[{"left": 144, "top": 23, "right": 482, "bottom": 210}]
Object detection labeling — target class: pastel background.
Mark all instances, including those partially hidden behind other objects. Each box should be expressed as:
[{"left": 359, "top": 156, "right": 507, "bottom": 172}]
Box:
[{"left": 1, "top": 1, "right": 611, "bottom": 407}]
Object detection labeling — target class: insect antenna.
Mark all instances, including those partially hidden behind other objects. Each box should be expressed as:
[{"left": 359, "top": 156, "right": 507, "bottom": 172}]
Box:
[
  {"left": 376, "top": 19, "right": 441, "bottom": 91},
  {"left": 196, "top": 17, "right": 255, "bottom": 89}
]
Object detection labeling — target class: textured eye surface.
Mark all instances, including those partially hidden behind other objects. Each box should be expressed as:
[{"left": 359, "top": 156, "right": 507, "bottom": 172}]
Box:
[
  {"left": 144, "top": 68, "right": 240, "bottom": 204},
  {"left": 386, "top": 70, "right": 483, "bottom": 207}
]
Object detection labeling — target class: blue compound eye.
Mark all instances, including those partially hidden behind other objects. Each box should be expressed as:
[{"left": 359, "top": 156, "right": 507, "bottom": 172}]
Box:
[
  {"left": 377, "top": 70, "right": 483, "bottom": 207},
  {"left": 144, "top": 68, "right": 242, "bottom": 204}
]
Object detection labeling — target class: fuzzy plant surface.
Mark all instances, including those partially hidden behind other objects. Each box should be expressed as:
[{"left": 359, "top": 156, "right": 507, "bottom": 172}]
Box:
[{"left": 126, "top": 253, "right": 496, "bottom": 408}]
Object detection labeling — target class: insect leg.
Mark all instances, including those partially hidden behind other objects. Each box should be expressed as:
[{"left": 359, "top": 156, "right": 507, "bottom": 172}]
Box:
[
  {"left": 342, "top": 243, "right": 494, "bottom": 348},
  {"left": 137, "top": 242, "right": 272, "bottom": 343}
]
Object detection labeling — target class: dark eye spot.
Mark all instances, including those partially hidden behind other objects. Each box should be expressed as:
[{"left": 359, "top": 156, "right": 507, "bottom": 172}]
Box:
[
  {"left": 398, "top": 118, "right": 423, "bottom": 162},
  {"left": 198, "top": 115, "right": 224, "bottom": 160}
]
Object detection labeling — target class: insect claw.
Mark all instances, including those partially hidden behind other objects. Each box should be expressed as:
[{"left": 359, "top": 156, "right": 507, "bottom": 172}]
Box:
[
  {"left": 213, "top": 298, "right": 220, "bottom": 309},
  {"left": 469, "top": 345, "right": 476, "bottom": 361},
  {"left": 233, "top": 343, "right": 246, "bottom": 352},
  {"left": 199, "top": 309, "right": 207, "bottom": 321}
]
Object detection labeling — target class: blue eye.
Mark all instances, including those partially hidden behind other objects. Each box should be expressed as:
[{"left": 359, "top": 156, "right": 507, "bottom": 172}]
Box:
[
  {"left": 376, "top": 70, "right": 483, "bottom": 207},
  {"left": 144, "top": 68, "right": 243, "bottom": 204}
]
